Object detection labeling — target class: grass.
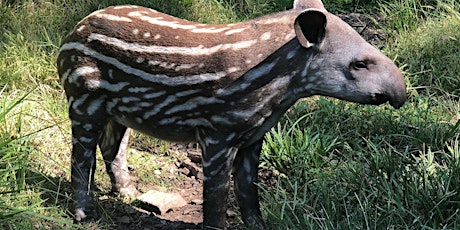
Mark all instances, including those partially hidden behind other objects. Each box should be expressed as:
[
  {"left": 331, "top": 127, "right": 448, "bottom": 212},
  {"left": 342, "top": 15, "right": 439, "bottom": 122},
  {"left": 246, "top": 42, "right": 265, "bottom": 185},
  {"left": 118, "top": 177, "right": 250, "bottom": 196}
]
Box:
[{"left": 1, "top": 0, "right": 460, "bottom": 229}]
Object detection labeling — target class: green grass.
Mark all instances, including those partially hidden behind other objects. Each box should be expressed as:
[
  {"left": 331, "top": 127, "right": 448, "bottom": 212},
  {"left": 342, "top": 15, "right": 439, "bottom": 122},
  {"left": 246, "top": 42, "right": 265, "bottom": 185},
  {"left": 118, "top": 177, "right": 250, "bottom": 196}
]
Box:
[{"left": 1, "top": 0, "right": 460, "bottom": 229}]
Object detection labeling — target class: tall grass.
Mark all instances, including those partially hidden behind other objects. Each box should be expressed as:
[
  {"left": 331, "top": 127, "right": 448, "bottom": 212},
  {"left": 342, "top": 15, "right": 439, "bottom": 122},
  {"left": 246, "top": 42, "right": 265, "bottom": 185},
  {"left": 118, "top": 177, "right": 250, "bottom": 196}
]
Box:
[{"left": 0, "top": 90, "right": 74, "bottom": 229}]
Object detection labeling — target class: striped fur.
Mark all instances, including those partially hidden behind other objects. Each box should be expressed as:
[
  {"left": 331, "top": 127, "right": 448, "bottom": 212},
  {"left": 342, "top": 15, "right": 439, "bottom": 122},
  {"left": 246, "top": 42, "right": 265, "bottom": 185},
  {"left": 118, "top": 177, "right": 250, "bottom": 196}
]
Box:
[{"left": 57, "top": 0, "right": 406, "bottom": 229}]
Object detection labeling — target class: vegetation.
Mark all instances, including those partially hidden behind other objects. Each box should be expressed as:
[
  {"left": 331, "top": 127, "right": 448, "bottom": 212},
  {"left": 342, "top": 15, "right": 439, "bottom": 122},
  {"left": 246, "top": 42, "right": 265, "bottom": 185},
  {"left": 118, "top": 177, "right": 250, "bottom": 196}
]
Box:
[{"left": 1, "top": 0, "right": 459, "bottom": 229}]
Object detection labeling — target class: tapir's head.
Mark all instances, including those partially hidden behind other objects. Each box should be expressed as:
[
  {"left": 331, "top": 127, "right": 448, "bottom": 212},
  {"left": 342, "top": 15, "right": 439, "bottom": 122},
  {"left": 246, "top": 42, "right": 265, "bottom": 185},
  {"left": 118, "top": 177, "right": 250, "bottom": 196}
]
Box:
[{"left": 292, "top": 0, "right": 406, "bottom": 108}]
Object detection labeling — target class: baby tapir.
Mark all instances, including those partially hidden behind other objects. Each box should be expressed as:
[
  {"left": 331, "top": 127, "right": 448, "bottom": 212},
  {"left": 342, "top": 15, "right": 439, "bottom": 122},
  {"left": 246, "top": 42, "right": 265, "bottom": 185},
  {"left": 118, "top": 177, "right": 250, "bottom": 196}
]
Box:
[{"left": 56, "top": 0, "right": 406, "bottom": 228}]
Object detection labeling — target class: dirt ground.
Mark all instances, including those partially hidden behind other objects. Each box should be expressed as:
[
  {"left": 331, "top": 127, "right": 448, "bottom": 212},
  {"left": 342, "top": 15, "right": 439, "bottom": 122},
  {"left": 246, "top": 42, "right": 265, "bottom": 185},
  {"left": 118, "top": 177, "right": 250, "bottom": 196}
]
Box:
[
  {"left": 83, "top": 13, "right": 386, "bottom": 230},
  {"left": 96, "top": 143, "right": 277, "bottom": 229}
]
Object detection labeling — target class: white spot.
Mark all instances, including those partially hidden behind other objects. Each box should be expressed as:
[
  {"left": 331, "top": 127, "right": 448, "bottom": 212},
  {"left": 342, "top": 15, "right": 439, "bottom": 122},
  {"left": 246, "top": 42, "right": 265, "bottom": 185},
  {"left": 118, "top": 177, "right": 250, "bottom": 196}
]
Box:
[
  {"left": 257, "top": 53, "right": 263, "bottom": 58},
  {"left": 83, "top": 124, "right": 93, "bottom": 131},
  {"left": 79, "top": 136, "right": 93, "bottom": 143},
  {"left": 154, "top": 34, "right": 161, "bottom": 39},
  {"left": 86, "top": 79, "right": 100, "bottom": 90},
  {"left": 175, "top": 63, "right": 196, "bottom": 71},
  {"left": 87, "top": 33, "right": 257, "bottom": 56},
  {"left": 260, "top": 32, "right": 271, "bottom": 41},
  {"left": 76, "top": 25, "right": 86, "bottom": 32},
  {"left": 143, "top": 32, "right": 151, "bottom": 38},
  {"left": 174, "top": 35, "right": 180, "bottom": 39},
  {"left": 245, "top": 60, "right": 252, "bottom": 64},
  {"left": 285, "top": 33, "right": 294, "bottom": 41},
  {"left": 70, "top": 55, "right": 76, "bottom": 62},
  {"left": 227, "top": 67, "right": 240, "bottom": 74},
  {"left": 132, "top": 29, "right": 139, "bottom": 35},
  {"left": 136, "top": 57, "right": 145, "bottom": 63}
]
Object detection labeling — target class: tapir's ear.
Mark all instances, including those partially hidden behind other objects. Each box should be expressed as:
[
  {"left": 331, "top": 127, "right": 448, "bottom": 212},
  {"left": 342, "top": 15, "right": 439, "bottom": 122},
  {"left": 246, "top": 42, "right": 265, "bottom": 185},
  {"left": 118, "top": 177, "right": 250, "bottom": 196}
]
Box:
[
  {"left": 293, "top": 0, "right": 325, "bottom": 10},
  {"left": 294, "top": 10, "right": 327, "bottom": 48}
]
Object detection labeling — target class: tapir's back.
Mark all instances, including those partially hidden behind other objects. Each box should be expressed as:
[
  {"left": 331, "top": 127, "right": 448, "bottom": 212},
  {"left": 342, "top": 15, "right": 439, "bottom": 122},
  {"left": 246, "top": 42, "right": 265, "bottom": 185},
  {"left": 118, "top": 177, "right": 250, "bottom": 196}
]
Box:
[{"left": 58, "top": 5, "right": 298, "bottom": 82}]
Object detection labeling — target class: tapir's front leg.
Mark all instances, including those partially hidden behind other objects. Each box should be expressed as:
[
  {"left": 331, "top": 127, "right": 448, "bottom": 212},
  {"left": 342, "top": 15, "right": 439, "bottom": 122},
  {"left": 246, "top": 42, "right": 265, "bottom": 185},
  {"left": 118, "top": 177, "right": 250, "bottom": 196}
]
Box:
[
  {"left": 198, "top": 132, "right": 239, "bottom": 229},
  {"left": 233, "top": 139, "right": 265, "bottom": 229}
]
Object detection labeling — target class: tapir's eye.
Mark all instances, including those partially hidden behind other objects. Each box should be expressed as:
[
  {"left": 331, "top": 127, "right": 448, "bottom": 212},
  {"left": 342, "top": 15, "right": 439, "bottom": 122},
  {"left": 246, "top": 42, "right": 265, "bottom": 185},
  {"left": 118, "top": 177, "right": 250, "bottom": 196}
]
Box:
[{"left": 352, "top": 61, "right": 368, "bottom": 70}]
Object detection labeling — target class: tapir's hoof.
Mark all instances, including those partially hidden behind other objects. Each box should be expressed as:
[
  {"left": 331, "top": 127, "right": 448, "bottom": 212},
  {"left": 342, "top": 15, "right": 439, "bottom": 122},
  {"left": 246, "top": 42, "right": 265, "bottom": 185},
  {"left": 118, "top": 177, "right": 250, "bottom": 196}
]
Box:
[
  {"left": 115, "top": 184, "right": 140, "bottom": 198},
  {"left": 245, "top": 215, "right": 266, "bottom": 230},
  {"left": 74, "top": 208, "right": 98, "bottom": 223}
]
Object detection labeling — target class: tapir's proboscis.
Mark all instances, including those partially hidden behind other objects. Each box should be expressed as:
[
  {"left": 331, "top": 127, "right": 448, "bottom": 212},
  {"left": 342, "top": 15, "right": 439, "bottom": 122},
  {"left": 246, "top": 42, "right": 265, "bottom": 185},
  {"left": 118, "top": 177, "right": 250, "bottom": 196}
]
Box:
[{"left": 57, "top": 0, "right": 406, "bottom": 228}]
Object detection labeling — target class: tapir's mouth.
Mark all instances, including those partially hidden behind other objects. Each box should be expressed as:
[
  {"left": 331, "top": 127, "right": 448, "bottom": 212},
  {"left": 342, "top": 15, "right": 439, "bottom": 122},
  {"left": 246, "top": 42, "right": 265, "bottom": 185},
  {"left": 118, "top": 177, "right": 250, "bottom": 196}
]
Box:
[
  {"left": 370, "top": 93, "right": 391, "bottom": 106},
  {"left": 371, "top": 92, "right": 405, "bottom": 109}
]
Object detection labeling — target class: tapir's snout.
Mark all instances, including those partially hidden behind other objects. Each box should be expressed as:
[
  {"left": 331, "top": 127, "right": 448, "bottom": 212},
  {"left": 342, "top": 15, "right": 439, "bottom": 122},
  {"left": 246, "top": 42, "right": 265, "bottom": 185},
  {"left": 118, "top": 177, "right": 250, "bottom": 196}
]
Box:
[{"left": 385, "top": 71, "right": 407, "bottom": 109}]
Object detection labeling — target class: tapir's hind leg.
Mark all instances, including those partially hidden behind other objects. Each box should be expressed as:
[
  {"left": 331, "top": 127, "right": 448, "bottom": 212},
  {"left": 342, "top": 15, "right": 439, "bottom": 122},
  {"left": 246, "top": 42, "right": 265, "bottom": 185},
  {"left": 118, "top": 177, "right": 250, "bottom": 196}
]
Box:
[
  {"left": 98, "top": 120, "right": 138, "bottom": 196},
  {"left": 69, "top": 108, "right": 108, "bottom": 221}
]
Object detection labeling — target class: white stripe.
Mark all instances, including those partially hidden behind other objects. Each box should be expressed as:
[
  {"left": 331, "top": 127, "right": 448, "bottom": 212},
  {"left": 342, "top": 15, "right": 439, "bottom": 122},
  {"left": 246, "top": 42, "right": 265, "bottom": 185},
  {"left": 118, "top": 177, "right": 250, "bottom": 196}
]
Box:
[
  {"left": 191, "top": 27, "right": 230, "bottom": 33},
  {"left": 216, "top": 60, "right": 278, "bottom": 97},
  {"left": 88, "top": 33, "right": 257, "bottom": 56},
  {"left": 224, "top": 27, "right": 247, "bottom": 35},
  {"left": 164, "top": 96, "right": 224, "bottom": 115},
  {"left": 58, "top": 42, "right": 228, "bottom": 86},
  {"left": 96, "top": 13, "right": 132, "bottom": 22},
  {"left": 99, "top": 80, "right": 130, "bottom": 92},
  {"left": 87, "top": 96, "right": 106, "bottom": 115},
  {"left": 128, "top": 87, "right": 152, "bottom": 93},
  {"left": 113, "top": 5, "right": 139, "bottom": 10},
  {"left": 71, "top": 94, "right": 89, "bottom": 115},
  {"left": 228, "top": 75, "right": 291, "bottom": 118},
  {"left": 177, "top": 118, "right": 214, "bottom": 128},
  {"left": 143, "top": 95, "right": 177, "bottom": 119},
  {"left": 143, "top": 91, "right": 166, "bottom": 99},
  {"left": 128, "top": 11, "right": 197, "bottom": 29},
  {"left": 68, "top": 66, "right": 100, "bottom": 86},
  {"left": 60, "top": 69, "right": 71, "bottom": 86}
]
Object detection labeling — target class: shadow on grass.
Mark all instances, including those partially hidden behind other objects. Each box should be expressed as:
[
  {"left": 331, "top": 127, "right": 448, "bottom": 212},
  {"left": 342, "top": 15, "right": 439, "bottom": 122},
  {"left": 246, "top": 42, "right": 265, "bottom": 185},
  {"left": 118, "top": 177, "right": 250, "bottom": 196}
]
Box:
[{"left": 24, "top": 169, "right": 202, "bottom": 229}]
